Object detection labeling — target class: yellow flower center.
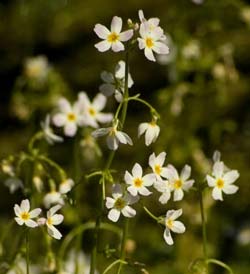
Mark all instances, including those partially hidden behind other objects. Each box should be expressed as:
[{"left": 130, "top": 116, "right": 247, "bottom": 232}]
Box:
[
  {"left": 174, "top": 179, "right": 183, "bottom": 189},
  {"left": 108, "top": 32, "right": 119, "bottom": 43},
  {"left": 88, "top": 107, "right": 96, "bottom": 116},
  {"left": 21, "top": 212, "right": 30, "bottom": 221},
  {"left": 134, "top": 178, "right": 143, "bottom": 187},
  {"left": 146, "top": 37, "right": 154, "bottom": 48},
  {"left": 47, "top": 217, "right": 53, "bottom": 226},
  {"left": 154, "top": 164, "right": 162, "bottom": 175},
  {"left": 67, "top": 112, "right": 76, "bottom": 121},
  {"left": 114, "top": 198, "right": 126, "bottom": 210},
  {"left": 216, "top": 178, "right": 224, "bottom": 189},
  {"left": 166, "top": 218, "right": 173, "bottom": 229}
]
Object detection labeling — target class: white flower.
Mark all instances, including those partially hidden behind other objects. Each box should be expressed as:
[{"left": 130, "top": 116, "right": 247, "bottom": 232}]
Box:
[
  {"left": 41, "top": 115, "right": 63, "bottom": 144},
  {"left": 77, "top": 92, "right": 113, "bottom": 128},
  {"left": 138, "top": 121, "right": 160, "bottom": 146},
  {"left": 43, "top": 191, "right": 64, "bottom": 208},
  {"left": 125, "top": 163, "right": 155, "bottom": 196},
  {"left": 24, "top": 55, "right": 50, "bottom": 81},
  {"left": 106, "top": 184, "right": 138, "bottom": 222},
  {"left": 14, "top": 199, "right": 41, "bottom": 228},
  {"left": 99, "top": 60, "right": 134, "bottom": 102},
  {"left": 44, "top": 205, "right": 64, "bottom": 240},
  {"left": 165, "top": 165, "right": 194, "bottom": 201},
  {"left": 5, "top": 177, "right": 23, "bottom": 194},
  {"left": 206, "top": 161, "right": 239, "bottom": 201},
  {"left": 137, "top": 22, "right": 169, "bottom": 62},
  {"left": 148, "top": 152, "right": 168, "bottom": 181},
  {"left": 52, "top": 98, "right": 84, "bottom": 137},
  {"left": 163, "top": 209, "right": 186, "bottom": 245},
  {"left": 94, "top": 16, "right": 133, "bottom": 52},
  {"left": 59, "top": 178, "right": 74, "bottom": 194},
  {"left": 92, "top": 125, "right": 133, "bottom": 150}
]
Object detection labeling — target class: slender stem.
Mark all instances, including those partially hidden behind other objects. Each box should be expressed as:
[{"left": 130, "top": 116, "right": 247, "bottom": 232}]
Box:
[
  {"left": 206, "top": 259, "right": 234, "bottom": 274},
  {"left": 198, "top": 187, "right": 208, "bottom": 272},
  {"left": 117, "top": 219, "right": 129, "bottom": 274},
  {"left": 102, "top": 260, "right": 127, "bottom": 274},
  {"left": 25, "top": 229, "right": 29, "bottom": 274},
  {"left": 143, "top": 206, "right": 159, "bottom": 222},
  {"left": 28, "top": 131, "right": 43, "bottom": 153}
]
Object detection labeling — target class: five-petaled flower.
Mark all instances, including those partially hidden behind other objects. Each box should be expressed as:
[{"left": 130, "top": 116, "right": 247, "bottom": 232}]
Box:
[
  {"left": 94, "top": 16, "right": 133, "bottom": 52},
  {"left": 149, "top": 152, "right": 168, "bottom": 182},
  {"left": 52, "top": 98, "right": 84, "bottom": 137},
  {"left": 106, "top": 184, "right": 138, "bottom": 222},
  {"left": 92, "top": 124, "right": 133, "bottom": 150},
  {"left": 163, "top": 209, "right": 186, "bottom": 245},
  {"left": 125, "top": 163, "right": 155, "bottom": 196},
  {"left": 138, "top": 121, "right": 160, "bottom": 146},
  {"left": 206, "top": 161, "right": 239, "bottom": 201},
  {"left": 165, "top": 165, "right": 194, "bottom": 201},
  {"left": 137, "top": 21, "right": 169, "bottom": 62},
  {"left": 39, "top": 205, "right": 64, "bottom": 240},
  {"left": 77, "top": 92, "right": 113, "bottom": 128},
  {"left": 14, "top": 199, "right": 41, "bottom": 228}
]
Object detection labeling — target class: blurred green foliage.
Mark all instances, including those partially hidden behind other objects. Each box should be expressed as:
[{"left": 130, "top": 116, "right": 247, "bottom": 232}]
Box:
[{"left": 1, "top": 0, "right": 250, "bottom": 273}]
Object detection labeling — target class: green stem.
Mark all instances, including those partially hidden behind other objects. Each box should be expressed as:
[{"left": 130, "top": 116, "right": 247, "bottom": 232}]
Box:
[
  {"left": 103, "top": 260, "right": 127, "bottom": 274},
  {"left": 198, "top": 188, "right": 208, "bottom": 272},
  {"left": 28, "top": 131, "right": 43, "bottom": 154},
  {"left": 90, "top": 48, "right": 130, "bottom": 274},
  {"left": 127, "top": 97, "right": 160, "bottom": 119},
  {"left": 25, "top": 229, "right": 29, "bottom": 274},
  {"left": 206, "top": 259, "right": 234, "bottom": 274},
  {"left": 117, "top": 219, "right": 129, "bottom": 274},
  {"left": 143, "top": 206, "right": 159, "bottom": 222}
]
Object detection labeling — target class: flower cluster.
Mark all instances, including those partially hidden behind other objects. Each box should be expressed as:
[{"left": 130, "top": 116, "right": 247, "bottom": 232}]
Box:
[{"left": 94, "top": 10, "right": 169, "bottom": 62}]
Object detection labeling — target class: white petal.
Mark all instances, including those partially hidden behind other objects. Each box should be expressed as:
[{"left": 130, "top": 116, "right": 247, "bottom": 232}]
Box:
[
  {"left": 212, "top": 187, "right": 223, "bottom": 201},
  {"left": 114, "top": 90, "right": 123, "bottom": 102},
  {"left": 92, "top": 127, "right": 110, "bottom": 138},
  {"left": 93, "top": 93, "right": 107, "bottom": 111},
  {"left": 144, "top": 47, "right": 156, "bottom": 62},
  {"left": 213, "top": 161, "right": 224, "bottom": 178},
  {"left": 173, "top": 189, "right": 184, "bottom": 201},
  {"left": 151, "top": 26, "right": 164, "bottom": 40},
  {"left": 106, "top": 197, "right": 115, "bottom": 209},
  {"left": 64, "top": 122, "right": 77, "bottom": 137},
  {"left": 95, "top": 40, "right": 111, "bottom": 52},
  {"left": 94, "top": 24, "right": 110, "bottom": 39},
  {"left": 172, "top": 221, "right": 186, "bottom": 234},
  {"left": 159, "top": 192, "right": 171, "bottom": 204},
  {"left": 48, "top": 205, "right": 62, "bottom": 216},
  {"left": 106, "top": 135, "right": 119, "bottom": 150},
  {"left": 152, "top": 41, "right": 169, "bottom": 54},
  {"left": 96, "top": 113, "right": 113, "bottom": 124},
  {"left": 48, "top": 226, "right": 62, "bottom": 240},
  {"left": 15, "top": 217, "right": 24, "bottom": 226},
  {"left": 20, "top": 199, "right": 30, "bottom": 212},
  {"left": 116, "top": 131, "right": 133, "bottom": 145},
  {"left": 29, "top": 208, "right": 42, "bottom": 218},
  {"left": 14, "top": 205, "right": 21, "bottom": 216},
  {"left": 142, "top": 174, "right": 155, "bottom": 186},
  {"left": 166, "top": 165, "right": 179, "bottom": 181},
  {"left": 138, "top": 123, "right": 148, "bottom": 137},
  {"left": 99, "top": 83, "right": 115, "bottom": 96},
  {"left": 138, "top": 186, "right": 151, "bottom": 196},
  {"left": 183, "top": 180, "right": 194, "bottom": 191},
  {"left": 139, "top": 22, "right": 149, "bottom": 38},
  {"left": 122, "top": 206, "right": 136, "bottom": 218},
  {"left": 127, "top": 186, "right": 138, "bottom": 196},
  {"left": 180, "top": 165, "right": 191, "bottom": 181},
  {"left": 206, "top": 175, "right": 216, "bottom": 187},
  {"left": 223, "top": 184, "right": 239, "bottom": 195},
  {"left": 166, "top": 209, "right": 183, "bottom": 220},
  {"left": 132, "top": 163, "right": 143, "bottom": 178},
  {"left": 111, "top": 16, "right": 122, "bottom": 33},
  {"left": 25, "top": 219, "right": 38, "bottom": 228},
  {"left": 138, "top": 10, "right": 145, "bottom": 22},
  {"left": 163, "top": 228, "right": 173, "bottom": 245},
  {"left": 157, "top": 152, "right": 167, "bottom": 166},
  {"left": 119, "top": 30, "right": 133, "bottom": 41},
  {"left": 101, "top": 71, "right": 114, "bottom": 83},
  {"left": 148, "top": 152, "right": 156, "bottom": 168},
  {"left": 53, "top": 113, "right": 67, "bottom": 127},
  {"left": 115, "top": 61, "right": 125, "bottom": 78},
  {"left": 223, "top": 170, "right": 239, "bottom": 184},
  {"left": 111, "top": 41, "right": 124, "bottom": 52},
  {"left": 108, "top": 209, "right": 120, "bottom": 222},
  {"left": 124, "top": 171, "right": 133, "bottom": 185},
  {"left": 137, "top": 38, "right": 146, "bottom": 50},
  {"left": 58, "top": 98, "right": 71, "bottom": 113},
  {"left": 51, "top": 214, "right": 64, "bottom": 225}
]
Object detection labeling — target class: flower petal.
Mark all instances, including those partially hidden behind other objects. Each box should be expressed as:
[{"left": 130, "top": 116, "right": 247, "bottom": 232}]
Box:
[
  {"left": 223, "top": 170, "right": 239, "bottom": 184},
  {"left": 93, "top": 93, "right": 107, "bottom": 111},
  {"left": 163, "top": 228, "right": 173, "bottom": 245},
  {"left": 48, "top": 225, "right": 62, "bottom": 240},
  {"left": 108, "top": 208, "right": 120, "bottom": 222},
  {"left": 138, "top": 123, "right": 148, "bottom": 137},
  {"left": 173, "top": 189, "right": 184, "bottom": 201},
  {"left": 95, "top": 40, "right": 111, "bottom": 52},
  {"left": 212, "top": 187, "right": 223, "bottom": 201},
  {"left": 94, "top": 24, "right": 110, "bottom": 39},
  {"left": 144, "top": 47, "right": 156, "bottom": 62},
  {"left": 119, "top": 30, "right": 133, "bottom": 41},
  {"left": 106, "top": 135, "right": 119, "bottom": 150},
  {"left": 25, "top": 219, "right": 38, "bottom": 228},
  {"left": 20, "top": 199, "right": 30, "bottom": 212},
  {"left": 132, "top": 163, "right": 143, "bottom": 178},
  {"left": 172, "top": 221, "right": 186, "bottom": 234},
  {"left": 180, "top": 165, "right": 191, "bottom": 181},
  {"left": 110, "top": 16, "right": 122, "bottom": 33},
  {"left": 213, "top": 161, "right": 224, "bottom": 178},
  {"left": 111, "top": 41, "right": 124, "bottom": 52},
  {"left": 99, "top": 83, "right": 115, "bottom": 96},
  {"left": 206, "top": 175, "right": 216, "bottom": 187},
  {"left": 29, "top": 208, "right": 42, "bottom": 218},
  {"left": 51, "top": 214, "right": 64, "bottom": 225},
  {"left": 138, "top": 186, "right": 151, "bottom": 196},
  {"left": 64, "top": 122, "right": 77, "bottom": 137},
  {"left": 122, "top": 206, "right": 136, "bottom": 218},
  {"left": 223, "top": 184, "right": 239, "bottom": 195}
]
